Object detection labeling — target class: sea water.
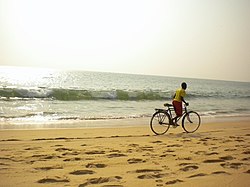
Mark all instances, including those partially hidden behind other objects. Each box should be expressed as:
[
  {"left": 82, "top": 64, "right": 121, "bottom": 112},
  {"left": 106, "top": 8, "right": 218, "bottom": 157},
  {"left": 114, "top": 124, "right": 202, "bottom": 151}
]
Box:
[{"left": 0, "top": 66, "right": 250, "bottom": 129}]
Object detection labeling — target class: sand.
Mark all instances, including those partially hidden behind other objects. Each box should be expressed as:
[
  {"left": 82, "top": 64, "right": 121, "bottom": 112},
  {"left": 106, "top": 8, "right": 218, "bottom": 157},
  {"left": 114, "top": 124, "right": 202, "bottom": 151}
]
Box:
[{"left": 0, "top": 120, "right": 250, "bottom": 187}]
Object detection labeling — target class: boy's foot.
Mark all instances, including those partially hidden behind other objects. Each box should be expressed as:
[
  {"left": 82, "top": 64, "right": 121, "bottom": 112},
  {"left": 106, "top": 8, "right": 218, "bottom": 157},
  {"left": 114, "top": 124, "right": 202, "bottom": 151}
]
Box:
[
  {"left": 170, "top": 119, "right": 179, "bottom": 127},
  {"left": 173, "top": 123, "right": 179, "bottom": 128}
]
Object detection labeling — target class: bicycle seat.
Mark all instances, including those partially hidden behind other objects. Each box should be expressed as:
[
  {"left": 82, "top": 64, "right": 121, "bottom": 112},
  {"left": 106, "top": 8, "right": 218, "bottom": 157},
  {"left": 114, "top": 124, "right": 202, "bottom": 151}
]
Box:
[{"left": 164, "top": 103, "right": 173, "bottom": 107}]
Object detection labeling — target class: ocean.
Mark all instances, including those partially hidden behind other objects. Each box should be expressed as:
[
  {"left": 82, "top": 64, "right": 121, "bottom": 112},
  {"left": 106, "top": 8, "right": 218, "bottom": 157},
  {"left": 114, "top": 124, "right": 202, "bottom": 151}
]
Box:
[{"left": 0, "top": 66, "right": 250, "bottom": 129}]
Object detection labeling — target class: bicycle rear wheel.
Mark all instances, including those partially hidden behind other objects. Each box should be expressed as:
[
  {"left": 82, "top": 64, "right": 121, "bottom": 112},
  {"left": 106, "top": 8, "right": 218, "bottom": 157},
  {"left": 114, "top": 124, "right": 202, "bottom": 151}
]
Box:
[
  {"left": 182, "top": 111, "right": 201, "bottom": 133},
  {"left": 150, "top": 111, "right": 171, "bottom": 135}
]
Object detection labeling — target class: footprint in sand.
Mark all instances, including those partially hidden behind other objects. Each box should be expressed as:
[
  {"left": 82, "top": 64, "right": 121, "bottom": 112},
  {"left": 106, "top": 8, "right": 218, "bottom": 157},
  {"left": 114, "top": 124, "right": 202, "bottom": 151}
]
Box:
[
  {"left": 176, "top": 157, "right": 192, "bottom": 161},
  {"left": 219, "top": 156, "right": 234, "bottom": 160},
  {"left": 203, "top": 155, "right": 234, "bottom": 164},
  {"left": 0, "top": 162, "right": 9, "bottom": 170},
  {"left": 242, "top": 150, "right": 250, "bottom": 155},
  {"left": 34, "top": 165, "right": 63, "bottom": 171},
  {"left": 52, "top": 144, "right": 63, "bottom": 147},
  {"left": 139, "top": 146, "right": 154, "bottom": 151},
  {"left": 0, "top": 157, "right": 14, "bottom": 162},
  {"left": 86, "top": 163, "right": 107, "bottom": 168},
  {"left": 205, "top": 152, "right": 219, "bottom": 156},
  {"left": 63, "top": 157, "right": 83, "bottom": 161},
  {"left": 229, "top": 136, "right": 245, "bottom": 141},
  {"left": 242, "top": 157, "right": 250, "bottom": 161},
  {"left": 150, "top": 141, "right": 163, "bottom": 144},
  {"left": 221, "top": 162, "right": 244, "bottom": 169},
  {"left": 78, "top": 176, "right": 122, "bottom": 187},
  {"left": 224, "top": 148, "right": 237, "bottom": 152},
  {"left": 211, "top": 171, "right": 231, "bottom": 175},
  {"left": 221, "top": 139, "right": 233, "bottom": 143},
  {"left": 37, "top": 177, "right": 69, "bottom": 184},
  {"left": 24, "top": 147, "right": 42, "bottom": 151},
  {"left": 199, "top": 137, "right": 211, "bottom": 142},
  {"left": 85, "top": 150, "right": 105, "bottom": 155},
  {"left": 128, "top": 143, "right": 139, "bottom": 147},
  {"left": 44, "top": 155, "right": 61, "bottom": 159},
  {"left": 134, "top": 169, "right": 163, "bottom": 173},
  {"left": 179, "top": 163, "right": 197, "bottom": 166},
  {"left": 0, "top": 162, "right": 9, "bottom": 166},
  {"left": 244, "top": 169, "right": 250, "bottom": 174},
  {"left": 127, "top": 144, "right": 140, "bottom": 153},
  {"left": 160, "top": 153, "right": 176, "bottom": 158},
  {"left": 1, "top": 139, "right": 21, "bottom": 142},
  {"left": 55, "top": 147, "right": 73, "bottom": 152},
  {"left": 203, "top": 159, "right": 225, "bottom": 163},
  {"left": 163, "top": 149, "right": 175, "bottom": 153},
  {"left": 69, "top": 170, "right": 95, "bottom": 175},
  {"left": 106, "top": 153, "right": 127, "bottom": 158},
  {"left": 194, "top": 151, "right": 219, "bottom": 156},
  {"left": 31, "top": 154, "right": 62, "bottom": 161},
  {"left": 62, "top": 151, "right": 80, "bottom": 156},
  {"left": 209, "top": 146, "right": 219, "bottom": 151},
  {"left": 194, "top": 151, "right": 206, "bottom": 155},
  {"left": 127, "top": 158, "right": 145, "bottom": 164},
  {"left": 109, "top": 149, "right": 121, "bottom": 153},
  {"left": 180, "top": 165, "right": 199, "bottom": 172},
  {"left": 165, "top": 179, "right": 184, "bottom": 185},
  {"left": 166, "top": 144, "right": 182, "bottom": 148},
  {"left": 132, "top": 169, "right": 167, "bottom": 180},
  {"left": 187, "top": 173, "right": 207, "bottom": 178},
  {"left": 137, "top": 173, "right": 166, "bottom": 179}
]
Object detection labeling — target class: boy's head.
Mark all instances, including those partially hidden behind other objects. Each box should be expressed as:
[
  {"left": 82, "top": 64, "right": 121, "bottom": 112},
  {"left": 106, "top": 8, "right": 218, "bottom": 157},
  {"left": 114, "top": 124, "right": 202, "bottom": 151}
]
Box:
[{"left": 181, "top": 82, "right": 187, "bottom": 90}]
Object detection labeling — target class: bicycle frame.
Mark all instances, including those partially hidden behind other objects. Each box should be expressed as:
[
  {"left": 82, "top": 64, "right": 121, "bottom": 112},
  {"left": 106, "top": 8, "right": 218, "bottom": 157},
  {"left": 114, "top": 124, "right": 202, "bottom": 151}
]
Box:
[{"left": 164, "top": 104, "right": 188, "bottom": 123}]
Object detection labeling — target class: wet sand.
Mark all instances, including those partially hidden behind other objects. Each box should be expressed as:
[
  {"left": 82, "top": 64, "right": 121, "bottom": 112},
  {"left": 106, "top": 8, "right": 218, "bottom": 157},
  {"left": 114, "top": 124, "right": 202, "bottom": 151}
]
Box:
[{"left": 0, "top": 120, "right": 250, "bottom": 186}]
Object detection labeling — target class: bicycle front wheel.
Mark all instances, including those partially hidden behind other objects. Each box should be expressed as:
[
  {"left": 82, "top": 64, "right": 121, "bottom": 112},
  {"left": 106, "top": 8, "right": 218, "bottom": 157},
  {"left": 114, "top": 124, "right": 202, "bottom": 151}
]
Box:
[
  {"left": 182, "top": 111, "right": 201, "bottom": 133},
  {"left": 150, "top": 111, "right": 171, "bottom": 135}
]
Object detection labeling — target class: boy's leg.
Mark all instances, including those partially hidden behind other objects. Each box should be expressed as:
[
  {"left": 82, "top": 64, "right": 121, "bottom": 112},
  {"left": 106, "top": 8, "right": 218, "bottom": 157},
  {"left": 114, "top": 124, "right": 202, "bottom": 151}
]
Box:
[
  {"left": 171, "top": 116, "right": 178, "bottom": 125},
  {"left": 172, "top": 101, "right": 182, "bottom": 125}
]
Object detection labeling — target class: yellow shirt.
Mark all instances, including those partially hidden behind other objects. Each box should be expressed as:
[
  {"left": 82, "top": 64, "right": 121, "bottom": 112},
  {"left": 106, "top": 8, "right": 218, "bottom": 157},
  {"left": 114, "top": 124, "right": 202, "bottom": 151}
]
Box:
[{"left": 173, "top": 88, "right": 186, "bottom": 102}]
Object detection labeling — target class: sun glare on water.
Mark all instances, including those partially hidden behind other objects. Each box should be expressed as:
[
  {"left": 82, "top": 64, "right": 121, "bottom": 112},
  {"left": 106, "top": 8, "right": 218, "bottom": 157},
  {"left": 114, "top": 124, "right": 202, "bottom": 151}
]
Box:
[{"left": 0, "top": 66, "right": 56, "bottom": 86}]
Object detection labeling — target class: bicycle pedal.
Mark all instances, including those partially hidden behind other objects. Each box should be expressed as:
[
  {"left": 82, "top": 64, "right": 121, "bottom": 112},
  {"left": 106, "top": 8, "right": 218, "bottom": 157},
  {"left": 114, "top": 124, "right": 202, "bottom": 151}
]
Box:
[{"left": 172, "top": 124, "right": 179, "bottom": 128}]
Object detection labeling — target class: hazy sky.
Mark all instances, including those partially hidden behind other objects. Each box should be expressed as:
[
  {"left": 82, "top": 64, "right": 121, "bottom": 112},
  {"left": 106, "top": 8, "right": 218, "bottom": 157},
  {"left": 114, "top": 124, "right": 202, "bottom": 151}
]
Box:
[{"left": 1, "top": 0, "right": 250, "bottom": 82}]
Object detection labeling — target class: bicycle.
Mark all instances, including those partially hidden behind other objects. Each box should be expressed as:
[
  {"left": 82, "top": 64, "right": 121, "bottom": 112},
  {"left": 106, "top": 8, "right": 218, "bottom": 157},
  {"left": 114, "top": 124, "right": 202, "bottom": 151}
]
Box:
[{"left": 150, "top": 103, "right": 201, "bottom": 135}]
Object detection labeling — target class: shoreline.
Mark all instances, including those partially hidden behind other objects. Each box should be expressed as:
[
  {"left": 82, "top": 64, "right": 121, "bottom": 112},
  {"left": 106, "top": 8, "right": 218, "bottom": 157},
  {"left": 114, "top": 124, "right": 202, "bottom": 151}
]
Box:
[
  {"left": 0, "top": 120, "right": 250, "bottom": 186},
  {"left": 0, "top": 115, "right": 250, "bottom": 130}
]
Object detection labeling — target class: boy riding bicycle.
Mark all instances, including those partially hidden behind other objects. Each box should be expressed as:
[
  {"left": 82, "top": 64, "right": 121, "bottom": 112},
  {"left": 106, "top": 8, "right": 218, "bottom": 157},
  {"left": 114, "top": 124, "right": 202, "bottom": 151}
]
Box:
[{"left": 172, "top": 82, "right": 189, "bottom": 125}]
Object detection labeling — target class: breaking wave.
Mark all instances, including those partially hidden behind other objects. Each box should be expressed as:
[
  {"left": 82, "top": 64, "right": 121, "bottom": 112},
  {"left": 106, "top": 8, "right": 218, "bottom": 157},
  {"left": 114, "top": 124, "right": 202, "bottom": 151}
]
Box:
[
  {"left": 0, "top": 87, "right": 170, "bottom": 101},
  {"left": 0, "top": 87, "right": 249, "bottom": 101}
]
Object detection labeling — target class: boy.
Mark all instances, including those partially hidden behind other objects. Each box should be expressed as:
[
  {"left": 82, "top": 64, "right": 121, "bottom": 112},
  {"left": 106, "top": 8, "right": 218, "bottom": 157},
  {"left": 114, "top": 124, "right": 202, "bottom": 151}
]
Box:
[{"left": 172, "top": 82, "right": 189, "bottom": 125}]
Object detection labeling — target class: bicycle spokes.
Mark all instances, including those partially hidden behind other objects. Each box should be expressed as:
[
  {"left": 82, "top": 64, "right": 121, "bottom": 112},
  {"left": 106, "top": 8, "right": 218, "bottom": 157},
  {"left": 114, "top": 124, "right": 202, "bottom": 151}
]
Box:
[
  {"left": 150, "top": 111, "right": 170, "bottom": 135},
  {"left": 157, "top": 113, "right": 166, "bottom": 124},
  {"left": 182, "top": 111, "right": 201, "bottom": 133},
  {"left": 187, "top": 114, "right": 193, "bottom": 123}
]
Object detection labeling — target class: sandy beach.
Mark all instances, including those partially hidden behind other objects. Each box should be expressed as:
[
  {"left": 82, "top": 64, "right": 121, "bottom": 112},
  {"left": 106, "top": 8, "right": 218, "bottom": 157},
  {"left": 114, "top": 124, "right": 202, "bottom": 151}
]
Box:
[{"left": 0, "top": 120, "right": 250, "bottom": 187}]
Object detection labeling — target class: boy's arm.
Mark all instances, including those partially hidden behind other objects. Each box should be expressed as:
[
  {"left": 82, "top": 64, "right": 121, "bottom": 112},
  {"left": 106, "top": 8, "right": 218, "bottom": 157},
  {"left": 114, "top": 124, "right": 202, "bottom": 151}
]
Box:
[
  {"left": 180, "top": 90, "right": 188, "bottom": 105},
  {"left": 181, "top": 97, "right": 189, "bottom": 106},
  {"left": 173, "top": 93, "right": 176, "bottom": 99}
]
